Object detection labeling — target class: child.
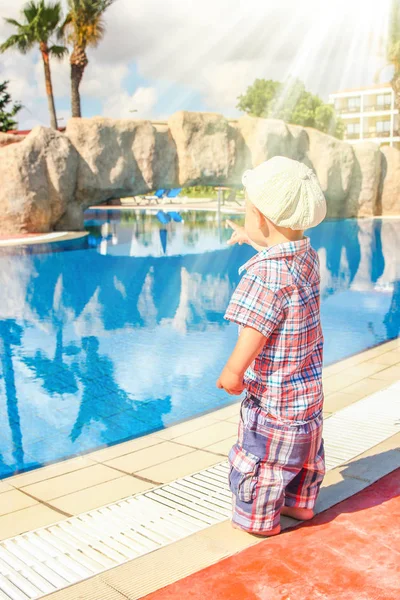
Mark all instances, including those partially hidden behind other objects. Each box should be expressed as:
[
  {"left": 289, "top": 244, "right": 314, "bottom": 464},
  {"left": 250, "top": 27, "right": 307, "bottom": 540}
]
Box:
[{"left": 217, "top": 156, "right": 327, "bottom": 536}]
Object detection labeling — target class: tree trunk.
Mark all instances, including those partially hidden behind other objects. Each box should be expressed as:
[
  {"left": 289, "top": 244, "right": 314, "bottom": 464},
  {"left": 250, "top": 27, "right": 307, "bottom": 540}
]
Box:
[
  {"left": 70, "top": 45, "right": 88, "bottom": 118},
  {"left": 40, "top": 42, "right": 58, "bottom": 130}
]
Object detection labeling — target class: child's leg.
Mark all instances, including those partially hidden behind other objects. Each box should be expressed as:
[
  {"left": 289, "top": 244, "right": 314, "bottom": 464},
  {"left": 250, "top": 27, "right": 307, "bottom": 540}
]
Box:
[
  {"left": 284, "top": 426, "right": 325, "bottom": 519},
  {"left": 229, "top": 453, "right": 285, "bottom": 535},
  {"left": 228, "top": 398, "right": 297, "bottom": 535}
]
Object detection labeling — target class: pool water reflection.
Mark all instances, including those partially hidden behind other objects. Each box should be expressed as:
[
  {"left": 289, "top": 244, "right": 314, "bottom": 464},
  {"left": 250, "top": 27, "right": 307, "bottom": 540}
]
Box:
[{"left": 0, "top": 209, "right": 399, "bottom": 478}]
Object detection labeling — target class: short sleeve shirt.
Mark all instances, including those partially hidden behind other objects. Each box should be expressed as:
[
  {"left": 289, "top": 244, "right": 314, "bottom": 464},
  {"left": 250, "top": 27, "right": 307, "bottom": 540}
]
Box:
[{"left": 225, "top": 237, "right": 324, "bottom": 422}]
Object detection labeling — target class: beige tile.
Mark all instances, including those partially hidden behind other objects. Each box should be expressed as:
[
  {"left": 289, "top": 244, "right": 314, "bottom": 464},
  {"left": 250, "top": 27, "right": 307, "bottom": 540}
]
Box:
[
  {"left": 0, "top": 481, "right": 13, "bottom": 494},
  {"left": 0, "top": 489, "right": 37, "bottom": 516},
  {"left": 315, "top": 468, "right": 368, "bottom": 514},
  {"left": 368, "top": 350, "right": 400, "bottom": 367},
  {"left": 356, "top": 342, "right": 400, "bottom": 360},
  {"left": 340, "top": 433, "right": 400, "bottom": 483},
  {"left": 155, "top": 415, "right": 219, "bottom": 441},
  {"left": 174, "top": 422, "right": 238, "bottom": 449},
  {"left": 322, "top": 342, "right": 399, "bottom": 378},
  {"left": 88, "top": 434, "right": 164, "bottom": 463},
  {"left": 22, "top": 464, "right": 122, "bottom": 501},
  {"left": 323, "top": 362, "right": 388, "bottom": 395},
  {"left": 322, "top": 378, "right": 346, "bottom": 395},
  {"left": 49, "top": 475, "right": 153, "bottom": 515},
  {"left": 227, "top": 415, "right": 240, "bottom": 425},
  {"left": 206, "top": 436, "right": 237, "bottom": 456},
  {"left": 346, "top": 362, "right": 389, "bottom": 377},
  {"left": 322, "top": 354, "right": 367, "bottom": 376},
  {"left": 137, "top": 450, "right": 222, "bottom": 483},
  {"left": 340, "top": 377, "right": 388, "bottom": 401},
  {"left": 209, "top": 403, "right": 240, "bottom": 420},
  {"left": 105, "top": 441, "right": 191, "bottom": 474},
  {"left": 323, "top": 391, "right": 360, "bottom": 413},
  {"left": 381, "top": 338, "right": 400, "bottom": 350},
  {"left": 370, "top": 365, "right": 400, "bottom": 382},
  {"left": 0, "top": 504, "right": 62, "bottom": 541},
  {"left": 8, "top": 456, "right": 96, "bottom": 489},
  {"left": 322, "top": 364, "right": 343, "bottom": 378}
]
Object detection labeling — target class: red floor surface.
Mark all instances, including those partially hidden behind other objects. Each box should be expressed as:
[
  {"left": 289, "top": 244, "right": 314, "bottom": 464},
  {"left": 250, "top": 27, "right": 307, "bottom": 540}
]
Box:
[{"left": 145, "top": 468, "right": 400, "bottom": 600}]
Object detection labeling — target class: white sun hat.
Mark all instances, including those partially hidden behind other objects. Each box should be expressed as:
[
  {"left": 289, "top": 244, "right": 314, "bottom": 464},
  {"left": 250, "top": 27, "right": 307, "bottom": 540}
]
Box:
[{"left": 242, "top": 156, "right": 327, "bottom": 230}]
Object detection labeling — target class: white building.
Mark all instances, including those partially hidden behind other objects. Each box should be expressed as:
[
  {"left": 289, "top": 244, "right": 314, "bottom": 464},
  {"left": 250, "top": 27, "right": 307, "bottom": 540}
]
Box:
[{"left": 329, "top": 83, "right": 399, "bottom": 149}]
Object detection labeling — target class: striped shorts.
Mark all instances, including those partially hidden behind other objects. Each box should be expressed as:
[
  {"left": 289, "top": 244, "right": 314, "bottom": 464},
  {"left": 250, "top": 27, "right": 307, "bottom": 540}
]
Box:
[{"left": 228, "top": 395, "right": 325, "bottom": 534}]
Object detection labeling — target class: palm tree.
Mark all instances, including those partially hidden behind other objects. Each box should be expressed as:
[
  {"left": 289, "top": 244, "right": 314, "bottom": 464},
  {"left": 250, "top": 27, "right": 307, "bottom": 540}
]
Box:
[
  {"left": 0, "top": 1, "right": 67, "bottom": 129},
  {"left": 388, "top": 0, "right": 400, "bottom": 109},
  {"left": 60, "top": 0, "right": 115, "bottom": 118}
]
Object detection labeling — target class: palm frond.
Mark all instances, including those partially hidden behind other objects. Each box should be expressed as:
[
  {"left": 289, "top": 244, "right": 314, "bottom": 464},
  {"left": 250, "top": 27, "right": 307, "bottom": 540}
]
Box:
[
  {"left": 63, "top": 0, "right": 115, "bottom": 47},
  {"left": 0, "top": 33, "right": 33, "bottom": 54},
  {"left": 22, "top": 1, "right": 41, "bottom": 25},
  {"left": 3, "top": 18, "right": 23, "bottom": 28},
  {"left": 49, "top": 43, "right": 69, "bottom": 58}
]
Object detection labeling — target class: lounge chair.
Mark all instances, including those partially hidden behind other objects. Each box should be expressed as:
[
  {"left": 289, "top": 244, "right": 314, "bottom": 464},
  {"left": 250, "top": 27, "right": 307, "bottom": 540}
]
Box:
[
  {"left": 160, "top": 188, "right": 182, "bottom": 203},
  {"left": 120, "top": 189, "right": 167, "bottom": 206},
  {"left": 142, "top": 188, "right": 168, "bottom": 204}
]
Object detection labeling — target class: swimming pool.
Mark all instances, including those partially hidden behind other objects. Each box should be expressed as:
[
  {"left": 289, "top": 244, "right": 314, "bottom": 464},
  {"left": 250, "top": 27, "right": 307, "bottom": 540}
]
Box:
[{"left": 0, "top": 210, "right": 399, "bottom": 478}]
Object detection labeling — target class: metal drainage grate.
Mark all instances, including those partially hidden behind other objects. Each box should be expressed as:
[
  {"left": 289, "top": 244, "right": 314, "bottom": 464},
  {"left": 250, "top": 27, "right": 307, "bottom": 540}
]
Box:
[{"left": 0, "top": 382, "right": 399, "bottom": 599}]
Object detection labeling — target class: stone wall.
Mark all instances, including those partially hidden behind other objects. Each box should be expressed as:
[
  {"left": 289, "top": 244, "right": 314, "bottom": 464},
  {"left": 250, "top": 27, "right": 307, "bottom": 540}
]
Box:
[{"left": 0, "top": 111, "right": 399, "bottom": 234}]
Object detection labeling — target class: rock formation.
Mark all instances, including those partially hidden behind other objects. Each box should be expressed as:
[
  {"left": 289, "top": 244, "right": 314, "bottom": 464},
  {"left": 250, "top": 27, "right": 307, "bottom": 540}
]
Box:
[
  {"left": 0, "top": 132, "right": 26, "bottom": 148},
  {"left": 0, "top": 111, "right": 399, "bottom": 234},
  {"left": 0, "top": 127, "right": 78, "bottom": 234}
]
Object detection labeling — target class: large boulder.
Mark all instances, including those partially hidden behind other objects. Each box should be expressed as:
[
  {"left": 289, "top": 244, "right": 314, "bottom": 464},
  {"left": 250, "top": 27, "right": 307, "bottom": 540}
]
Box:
[
  {"left": 0, "top": 127, "right": 78, "bottom": 235},
  {"left": 235, "top": 117, "right": 308, "bottom": 168},
  {"left": 348, "top": 142, "right": 381, "bottom": 217},
  {"left": 379, "top": 146, "right": 400, "bottom": 215},
  {"left": 233, "top": 119, "right": 356, "bottom": 218},
  {"left": 303, "top": 128, "right": 355, "bottom": 217},
  {"left": 168, "top": 111, "right": 236, "bottom": 186},
  {"left": 66, "top": 117, "right": 176, "bottom": 206},
  {"left": 152, "top": 123, "right": 178, "bottom": 191}
]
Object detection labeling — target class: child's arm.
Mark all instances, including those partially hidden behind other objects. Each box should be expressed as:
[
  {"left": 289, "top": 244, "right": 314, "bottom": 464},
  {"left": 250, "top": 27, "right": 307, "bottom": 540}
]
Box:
[
  {"left": 226, "top": 219, "right": 265, "bottom": 253},
  {"left": 216, "top": 325, "right": 266, "bottom": 395}
]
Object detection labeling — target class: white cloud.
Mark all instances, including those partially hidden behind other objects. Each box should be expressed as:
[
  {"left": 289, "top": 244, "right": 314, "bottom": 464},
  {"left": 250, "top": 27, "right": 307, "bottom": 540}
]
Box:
[
  {"left": 102, "top": 86, "right": 157, "bottom": 119},
  {"left": 0, "top": 0, "right": 393, "bottom": 128},
  {"left": 80, "top": 61, "right": 129, "bottom": 98}
]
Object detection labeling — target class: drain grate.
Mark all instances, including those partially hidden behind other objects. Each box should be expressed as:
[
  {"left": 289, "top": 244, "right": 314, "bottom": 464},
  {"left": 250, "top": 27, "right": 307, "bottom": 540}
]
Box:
[{"left": 0, "top": 382, "right": 399, "bottom": 599}]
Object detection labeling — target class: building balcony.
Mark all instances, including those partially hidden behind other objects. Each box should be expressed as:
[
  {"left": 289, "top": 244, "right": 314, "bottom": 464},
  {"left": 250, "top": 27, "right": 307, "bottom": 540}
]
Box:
[
  {"left": 345, "top": 132, "right": 361, "bottom": 139},
  {"left": 364, "top": 104, "right": 392, "bottom": 112},
  {"left": 363, "top": 130, "right": 399, "bottom": 138},
  {"left": 337, "top": 106, "right": 361, "bottom": 114}
]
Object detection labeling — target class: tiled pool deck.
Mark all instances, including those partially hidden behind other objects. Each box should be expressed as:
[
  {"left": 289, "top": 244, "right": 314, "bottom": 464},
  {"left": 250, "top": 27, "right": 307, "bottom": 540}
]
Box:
[{"left": 1, "top": 337, "right": 399, "bottom": 599}]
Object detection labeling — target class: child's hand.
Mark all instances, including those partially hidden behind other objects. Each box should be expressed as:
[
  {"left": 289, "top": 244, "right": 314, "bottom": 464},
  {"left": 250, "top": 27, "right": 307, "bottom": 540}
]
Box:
[
  {"left": 216, "top": 366, "right": 245, "bottom": 395},
  {"left": 226, "top": 219, "right": 250, "bottom": 246}
]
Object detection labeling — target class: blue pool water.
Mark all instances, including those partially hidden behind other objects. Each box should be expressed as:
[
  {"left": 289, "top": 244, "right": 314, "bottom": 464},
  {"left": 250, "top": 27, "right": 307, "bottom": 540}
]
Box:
[{"left": 0, "top": 210, "right": 399, "bottom": 479}]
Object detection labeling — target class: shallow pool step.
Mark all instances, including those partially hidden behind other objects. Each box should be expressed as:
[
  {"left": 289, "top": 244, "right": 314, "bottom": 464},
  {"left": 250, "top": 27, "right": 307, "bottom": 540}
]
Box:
[{"left": 0, "top": 382, "right": 399, "bottom": 600}]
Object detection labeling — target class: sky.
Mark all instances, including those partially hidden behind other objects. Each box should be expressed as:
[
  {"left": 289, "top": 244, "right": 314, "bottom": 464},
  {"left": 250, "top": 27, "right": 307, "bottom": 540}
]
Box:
[{"left": 0, "top": 0, "right": 394, "bottom": 129}]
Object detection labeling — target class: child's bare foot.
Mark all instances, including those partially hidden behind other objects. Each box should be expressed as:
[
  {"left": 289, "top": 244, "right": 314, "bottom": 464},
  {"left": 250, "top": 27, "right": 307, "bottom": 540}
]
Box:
[
  {"left": 231, "top": 522, "right": 281, "bottom": 537},
  {"left": 281, "top": 506, "right": 314, "bottom": 521}
]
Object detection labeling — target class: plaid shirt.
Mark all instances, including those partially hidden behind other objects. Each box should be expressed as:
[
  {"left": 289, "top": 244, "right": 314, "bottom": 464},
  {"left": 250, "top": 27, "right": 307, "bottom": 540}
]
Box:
[{"left": 225, "top": 237, "right": 324, "bottom": 422}]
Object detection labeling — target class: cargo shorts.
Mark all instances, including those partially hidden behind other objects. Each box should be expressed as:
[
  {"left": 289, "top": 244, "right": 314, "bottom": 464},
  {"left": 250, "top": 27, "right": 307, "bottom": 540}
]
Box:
[{"left": 228, "top": 395, "right": 325, "bottom": 534}]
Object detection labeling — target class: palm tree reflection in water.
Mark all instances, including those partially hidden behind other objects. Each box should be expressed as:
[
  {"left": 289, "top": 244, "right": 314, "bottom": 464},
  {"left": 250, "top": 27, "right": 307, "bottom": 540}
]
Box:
[{"left": 0, "top": 213, "right": 399, "bottom": 477}]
